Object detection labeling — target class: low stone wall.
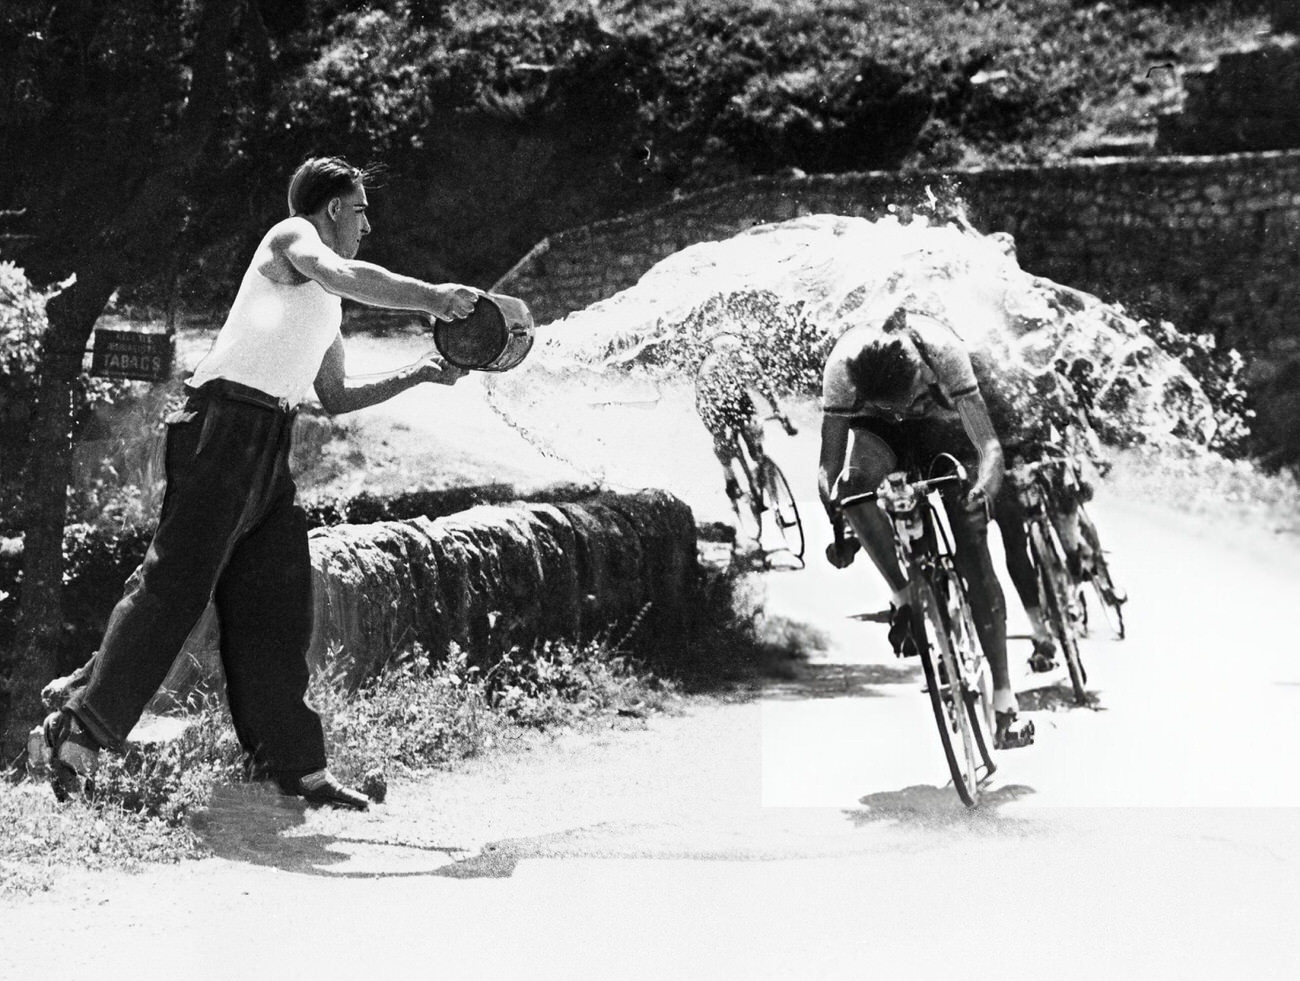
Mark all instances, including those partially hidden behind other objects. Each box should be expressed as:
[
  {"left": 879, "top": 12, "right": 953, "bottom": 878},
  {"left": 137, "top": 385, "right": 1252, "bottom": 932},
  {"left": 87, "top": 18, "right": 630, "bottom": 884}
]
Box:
[
  {"left": 149, "top": 489, "right": 697, "bottom": 708},
  {"left": 493, "top": 152, "right": 1300, "bottom": 378}
]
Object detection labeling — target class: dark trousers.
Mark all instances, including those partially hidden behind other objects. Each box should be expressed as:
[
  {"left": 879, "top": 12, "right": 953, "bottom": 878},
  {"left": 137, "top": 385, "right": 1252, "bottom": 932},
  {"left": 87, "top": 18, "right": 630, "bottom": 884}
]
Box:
[{"left": 67, "top": 381, "right": 326, "bottom": 780}]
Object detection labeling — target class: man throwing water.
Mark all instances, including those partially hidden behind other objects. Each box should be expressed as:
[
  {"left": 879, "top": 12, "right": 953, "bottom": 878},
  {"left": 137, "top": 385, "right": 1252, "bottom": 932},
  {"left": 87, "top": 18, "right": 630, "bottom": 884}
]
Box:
[
  {"left": 818, "top": 307, "right": 1034, "bottom": 750},
  {"left": 39, "top": 156, "right": 482, "bottom": 809}
]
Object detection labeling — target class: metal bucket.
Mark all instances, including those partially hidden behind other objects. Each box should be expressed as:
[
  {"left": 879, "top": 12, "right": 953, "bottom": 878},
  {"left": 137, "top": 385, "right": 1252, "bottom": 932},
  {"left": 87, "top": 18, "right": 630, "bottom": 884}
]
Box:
[{"left": 433, "top": 292, "right": 535, "bottom": 372}]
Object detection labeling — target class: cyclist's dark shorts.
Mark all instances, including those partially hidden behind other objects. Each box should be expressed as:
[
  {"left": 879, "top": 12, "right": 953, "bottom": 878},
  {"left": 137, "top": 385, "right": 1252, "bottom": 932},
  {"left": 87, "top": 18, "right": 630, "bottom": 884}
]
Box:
[
  {"left": 851, "top": 416, "right": 977, "bottom": 476},
  {"left": 699, "top": 392, "right": 756, "bottom": 440}
]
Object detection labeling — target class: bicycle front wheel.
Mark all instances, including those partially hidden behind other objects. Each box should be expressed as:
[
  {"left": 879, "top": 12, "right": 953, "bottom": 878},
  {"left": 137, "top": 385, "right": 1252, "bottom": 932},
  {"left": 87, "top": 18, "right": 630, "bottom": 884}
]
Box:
[
  {"left": 1031, "top": 522, "right": 1088, "bottom": 703},
  {"left": 1078, "top": 504, "right": 1127, "bottom": 640},
  {"left": 914, "top": 571, "right": 995, "bottom": 808},
  {"left": 762, "top": 460, "right": 805, "bottom": 561}
]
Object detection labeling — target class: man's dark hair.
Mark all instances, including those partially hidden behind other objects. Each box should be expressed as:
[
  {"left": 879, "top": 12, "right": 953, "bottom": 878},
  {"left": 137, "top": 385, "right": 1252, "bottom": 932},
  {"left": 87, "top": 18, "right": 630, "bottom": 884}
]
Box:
[
  {"left": 846, "top": 335, "right": 918, "bottom": 400},
  {"left": 287, "top": 156, "right": 376, "bottom": 216}
]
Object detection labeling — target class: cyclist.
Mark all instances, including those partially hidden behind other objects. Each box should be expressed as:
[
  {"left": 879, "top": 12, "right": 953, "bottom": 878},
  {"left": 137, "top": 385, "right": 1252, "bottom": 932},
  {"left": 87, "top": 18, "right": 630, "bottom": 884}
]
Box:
[
  {"left": 818, "top": 306, "right": 1034, "bottom": 749},
  {"left": 694, "top": 332, "right": 797, "bottom": 508},
  {"left": 985, "top": 363, "right": 1101, "bottom": 671}
]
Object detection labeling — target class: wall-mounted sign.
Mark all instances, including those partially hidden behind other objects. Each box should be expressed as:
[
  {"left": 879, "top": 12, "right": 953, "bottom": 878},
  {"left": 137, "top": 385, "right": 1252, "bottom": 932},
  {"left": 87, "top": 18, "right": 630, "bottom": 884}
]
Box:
[{"left": 89, "top": 329, "right": 173, "bottom": 382}]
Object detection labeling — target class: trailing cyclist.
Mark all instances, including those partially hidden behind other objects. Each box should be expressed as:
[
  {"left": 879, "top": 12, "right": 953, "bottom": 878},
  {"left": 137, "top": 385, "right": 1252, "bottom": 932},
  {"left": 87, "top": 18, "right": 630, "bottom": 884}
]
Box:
[
  {"left": 817, "top": 306, "right": 1034, "bottom": 750},
  {"left": 983, "top": 361, "right": 1104, "bottom": 671},
  {"left": 694, "top": 332, "right": 797, "bottom": 507}
]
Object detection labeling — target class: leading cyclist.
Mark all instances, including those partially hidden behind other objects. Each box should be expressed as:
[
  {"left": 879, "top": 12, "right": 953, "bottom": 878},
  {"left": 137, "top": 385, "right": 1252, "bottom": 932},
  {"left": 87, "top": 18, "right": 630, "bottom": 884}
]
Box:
[
  {"left": 694, "top": 332, "right": 797, "bottom": 507},
  {"left": 818, "top": 307, "right": 1034, "bottom": 749}
]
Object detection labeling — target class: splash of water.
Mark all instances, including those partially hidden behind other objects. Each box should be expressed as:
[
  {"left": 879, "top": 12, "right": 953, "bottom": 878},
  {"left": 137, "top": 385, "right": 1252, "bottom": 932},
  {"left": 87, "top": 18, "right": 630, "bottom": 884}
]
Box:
[{"left": 486, "top": 213, "right": 1215, "bottom": 498}]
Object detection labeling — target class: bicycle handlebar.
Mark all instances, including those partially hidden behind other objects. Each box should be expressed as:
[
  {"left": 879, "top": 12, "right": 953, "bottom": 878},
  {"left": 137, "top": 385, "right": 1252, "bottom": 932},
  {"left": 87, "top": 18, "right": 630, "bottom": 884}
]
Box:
[
  {"left": 836, "top": 472, "right": 965, "bottom": 512},
  {"left": 1007, "top": 456, "right": 1067, "bottom": 481},
  {"left": 761, "top": 412, "right": 798, "bottom": 436}
]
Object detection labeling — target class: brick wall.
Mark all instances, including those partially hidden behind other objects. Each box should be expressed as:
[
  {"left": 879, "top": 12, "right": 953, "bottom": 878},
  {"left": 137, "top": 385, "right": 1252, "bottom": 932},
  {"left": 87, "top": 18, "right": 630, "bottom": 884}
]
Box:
[{"left": 494, "top": 151, "right": 1300, "bottom": 378}]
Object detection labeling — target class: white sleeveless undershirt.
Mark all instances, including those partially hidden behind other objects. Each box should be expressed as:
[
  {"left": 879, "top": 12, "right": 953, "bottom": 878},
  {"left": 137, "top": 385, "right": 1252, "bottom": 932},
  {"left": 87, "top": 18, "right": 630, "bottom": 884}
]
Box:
[{"left": 189, "top": 266, "right": 342, "bottom": 406}]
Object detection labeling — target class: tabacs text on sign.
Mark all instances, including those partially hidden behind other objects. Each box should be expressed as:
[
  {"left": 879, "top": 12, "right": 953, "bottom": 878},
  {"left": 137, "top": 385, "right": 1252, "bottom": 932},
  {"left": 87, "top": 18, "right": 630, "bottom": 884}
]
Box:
[{"left": 90, "top": 329, "right": 173, "bottom": 382}]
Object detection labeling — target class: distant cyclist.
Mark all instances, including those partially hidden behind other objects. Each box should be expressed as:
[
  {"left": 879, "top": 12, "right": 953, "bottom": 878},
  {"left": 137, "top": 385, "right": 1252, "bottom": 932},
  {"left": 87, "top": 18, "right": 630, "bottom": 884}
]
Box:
[
  {"left": 694, "top": 332, "right": 797, "bottom": 506},
  {"left": 818, "top": 307, "right": 1034, "bottom": 750}
]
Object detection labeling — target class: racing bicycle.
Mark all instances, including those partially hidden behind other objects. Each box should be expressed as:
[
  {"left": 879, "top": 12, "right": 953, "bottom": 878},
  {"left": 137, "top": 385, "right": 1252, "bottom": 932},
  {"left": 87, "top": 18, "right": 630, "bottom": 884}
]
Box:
[
  {"left": 1007, "top": 457, "right": 1090, "bottom": 703},
  {"left": 1021, "top": 447, "right": 1127, "bottom": 640},
  {"left": 729, "top": 414, "right": 805, "bottom": 564},
  {"left": 838, "top": 457, "right": 995, "bottom": 808}
]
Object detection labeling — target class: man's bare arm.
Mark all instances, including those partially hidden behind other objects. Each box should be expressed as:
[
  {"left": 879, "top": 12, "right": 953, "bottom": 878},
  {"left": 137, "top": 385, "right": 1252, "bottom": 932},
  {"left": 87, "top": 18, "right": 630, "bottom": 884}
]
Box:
[
  {"left": 955, "top": 391, "right": 1004, "bottom": 507},
  {"left": 819, "top": 414, "right": 851, "bottom": 522},
  {"left": 313, "top": 334, "right": 466, "bottom": 415},
  {"left": 278, "top": 219, "right": 477, "bottom": 320}
]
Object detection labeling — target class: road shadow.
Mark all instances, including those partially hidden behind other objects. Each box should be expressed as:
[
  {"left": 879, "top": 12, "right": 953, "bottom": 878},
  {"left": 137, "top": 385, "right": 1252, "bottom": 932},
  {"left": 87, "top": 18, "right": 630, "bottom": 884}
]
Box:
[
  {"left": 189, "top": 784, "right": 473, "bottom": 879},
  {"left": 1017, "top": 682, "right": 1105, "bottom": 712},
  {"left": 846, "top": 608, "right": 890, "bottom": 624},
  {"left": 761, "top": 660, "right": 919, "bottom": 700},
  {"left": 844, "top": 782, "right": 1039, "bottom": 832}
]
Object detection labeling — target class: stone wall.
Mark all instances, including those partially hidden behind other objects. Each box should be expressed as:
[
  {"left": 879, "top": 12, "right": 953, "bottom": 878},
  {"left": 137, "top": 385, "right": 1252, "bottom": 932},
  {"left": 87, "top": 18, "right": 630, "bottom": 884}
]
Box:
[
  {"left": 148, "top": 489, "right": 697, "bottom": 708},
  {"left": 1158, "top": 38, "right": 1300, "bottom": 154},
  {"left": 493, "top": 152, "right": 1300, "bottom": 379}
]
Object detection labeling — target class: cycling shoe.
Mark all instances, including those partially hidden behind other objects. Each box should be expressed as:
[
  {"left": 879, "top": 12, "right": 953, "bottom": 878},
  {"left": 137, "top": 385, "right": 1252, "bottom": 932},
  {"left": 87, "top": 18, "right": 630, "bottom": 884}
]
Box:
[
  {"left": 888, "top": 604, "right": 919, "bottom": 658},
  {"left": 994, "top": 711, "right": 1035, "bottom": 750},
  {"left": 1028, "top": 638, "right": 1057, "bottom": 673}
]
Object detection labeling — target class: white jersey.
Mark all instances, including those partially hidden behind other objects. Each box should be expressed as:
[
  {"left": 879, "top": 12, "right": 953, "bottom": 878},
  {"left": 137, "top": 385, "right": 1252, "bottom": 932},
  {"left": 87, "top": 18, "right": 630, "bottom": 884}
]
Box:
[{"left": 189, "top": 264, "right": 342, "bottom": 406}]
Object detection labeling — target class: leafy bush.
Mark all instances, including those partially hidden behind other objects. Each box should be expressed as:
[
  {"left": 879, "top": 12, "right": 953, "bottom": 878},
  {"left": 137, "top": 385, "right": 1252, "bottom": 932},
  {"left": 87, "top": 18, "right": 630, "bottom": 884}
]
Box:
[{"left": 309, "top": 642, "right": 498, "bottom": 783}]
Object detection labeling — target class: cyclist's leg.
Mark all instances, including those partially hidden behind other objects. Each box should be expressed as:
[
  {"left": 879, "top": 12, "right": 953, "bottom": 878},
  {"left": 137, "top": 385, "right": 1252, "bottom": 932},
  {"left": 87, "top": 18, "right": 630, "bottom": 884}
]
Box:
[
  {"left": 944, "top": 497, "right": 1008, "bottom": 691},
  {"left": 709, "top": 427, "right": 743, "bottom": 500},
  {"left": 737, "top": 410, "right": 774, "bottom": 508},
  {"left": 836, "top": 426, "right": 907, "bottom": 597},
  {"left": 1048, "top": 462, "right": 1092, "bottom": 577},
  {"left": 836, "top": 425, "right": 920, "bottom": 656},
  {"left": 992, "top": 482, "right": 1043, "bottom": 613},
  {"left": 1053, "top": 497, "right": 1089, "bottom": 578},
  {"left": 992, "top": 483, "right": 1056, "bottom": 667},
  {"left": 739, "top": 409, "right": 766, "bottom": 463},
  {"left": 946, "top": 501, "right": 1032, "bottom": 746}
]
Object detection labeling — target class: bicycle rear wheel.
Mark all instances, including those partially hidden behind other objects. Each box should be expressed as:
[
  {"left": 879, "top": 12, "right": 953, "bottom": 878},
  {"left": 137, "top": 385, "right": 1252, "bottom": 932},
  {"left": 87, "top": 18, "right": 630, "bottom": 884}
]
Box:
[
  {"left": 1078, "top": 504, "right": 1127, "bottom": 640},
  {"left": 1031, "top": 522, "right": 1088, "bottom": 703},
  {"left": 761, "top": 459, "right": 805, "bottom": 561},
  {"left": 914, "top": 570, "right": 995, "bottom": 808}
]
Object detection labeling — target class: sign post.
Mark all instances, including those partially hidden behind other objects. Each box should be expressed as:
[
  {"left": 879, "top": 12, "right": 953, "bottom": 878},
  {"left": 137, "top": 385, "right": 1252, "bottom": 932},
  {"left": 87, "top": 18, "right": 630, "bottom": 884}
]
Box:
[{"left": 89, "top": 329, "right": 173, "bottom": 382}]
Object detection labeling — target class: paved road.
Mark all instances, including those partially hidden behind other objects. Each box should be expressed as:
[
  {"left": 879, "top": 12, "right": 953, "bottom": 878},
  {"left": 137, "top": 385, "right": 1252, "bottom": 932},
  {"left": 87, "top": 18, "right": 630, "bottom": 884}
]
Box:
[
  {"left": 6, "top": 377, "right": 1300, "bottom": 979},
  {"left": 6, "top": 473, "right": 1300, "bottom": 979}
]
